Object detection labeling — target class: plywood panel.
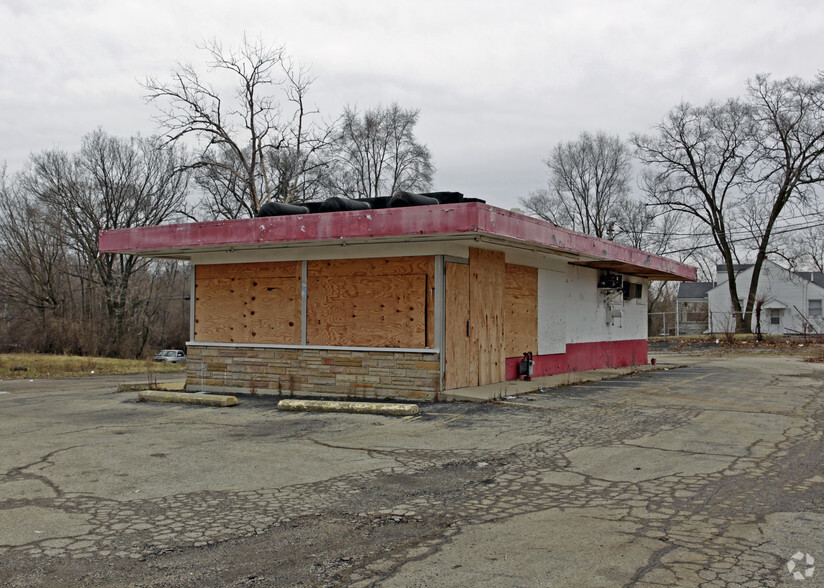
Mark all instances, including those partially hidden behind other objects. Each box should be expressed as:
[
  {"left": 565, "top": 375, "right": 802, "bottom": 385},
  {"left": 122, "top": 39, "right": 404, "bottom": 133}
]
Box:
[
  {"left": 445, "top": 262, "right": 474, "bottom": 389},
  {"left": 307, "top": 257, "right": 434, "bottom": 349},
  {"left": 504, "top": 264, "right": 538, "bottom": 357},
  {"left": 307, "top": 274, "right": 426, "bottom": 347},
  {"left": 307, "top": 257, "right": 432, "bottom": 278},
  {"left": 194, "top": 262, "right": 301, "bottom": 344},
  {"left": 194, "top": 278, "right": 246, "bottom": 342},
  {"left": 469, "top": 248, "right": 506, "bottom": 385},
  {"left": 197, "top": 261, "right": 301, "bottom": 280}
]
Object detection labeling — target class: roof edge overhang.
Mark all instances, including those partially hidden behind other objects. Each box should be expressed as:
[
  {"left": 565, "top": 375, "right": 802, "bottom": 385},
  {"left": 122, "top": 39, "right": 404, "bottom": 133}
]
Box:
[{"left": 99, "top": 203, "right": 697, "bottom": 281}]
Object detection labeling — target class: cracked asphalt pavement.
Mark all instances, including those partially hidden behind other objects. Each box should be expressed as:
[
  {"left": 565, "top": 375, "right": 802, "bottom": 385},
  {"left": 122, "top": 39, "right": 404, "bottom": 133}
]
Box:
[{"left": 1, "top": 356, "right": 823, "bottom": 587}]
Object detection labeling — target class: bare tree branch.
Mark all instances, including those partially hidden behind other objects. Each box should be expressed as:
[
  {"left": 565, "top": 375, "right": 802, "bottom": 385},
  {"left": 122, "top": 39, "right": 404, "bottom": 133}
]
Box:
[
  {"left": 521, "top": 132, "right": 631, "bottom": 239},
  {"left": 329, "top": 103, "right": 434, "bottom": 199},
  {"left": 633, "top": 74, "right": 824, "bottom": 333},
  {"left": 143, "top": 37, "right": 334, "bottom": 217}
]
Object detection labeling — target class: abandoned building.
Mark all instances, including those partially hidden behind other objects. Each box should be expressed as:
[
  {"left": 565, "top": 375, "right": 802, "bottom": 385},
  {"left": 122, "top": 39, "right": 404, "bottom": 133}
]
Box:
[{"left": 99, "top": 197, "right": 697, "bottom": 401}]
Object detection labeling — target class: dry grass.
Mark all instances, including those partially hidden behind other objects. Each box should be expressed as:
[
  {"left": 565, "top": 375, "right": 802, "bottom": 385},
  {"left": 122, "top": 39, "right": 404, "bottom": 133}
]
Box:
[
  {"left": 806, "top": 346, "right": 824, "bottom": 364},
  {"left": 0, "top": 353, "right": 185, "bottom": 380},
  {"left": 650, "top": 334, "right": 824, "bottom": 360}
]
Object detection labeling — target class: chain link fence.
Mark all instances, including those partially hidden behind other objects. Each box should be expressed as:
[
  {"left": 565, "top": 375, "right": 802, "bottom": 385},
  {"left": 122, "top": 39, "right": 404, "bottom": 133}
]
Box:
[{"left": 649, "top": 311, "right": 714, "bottom": 336}]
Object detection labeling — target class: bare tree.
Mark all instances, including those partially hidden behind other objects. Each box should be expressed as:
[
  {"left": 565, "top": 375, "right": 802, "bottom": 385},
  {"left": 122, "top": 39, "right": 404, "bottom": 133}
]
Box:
[
  {"left": 268, "top": 63, "right": 337, "bottom": 203},
  {"left": 521, "top": 132, "right": 632, "bottom": 238},
  {"left": 330, "top": 103, "right": 434, "bottom": 199},
  {"left": 19, "top": 130, "right": 191, "bottom": 355},
  {"left": 0, "top": 168, "right": 73, "bottom": 350},
  {"left": 785, "top": 216, "right": 824, "bottom": 272},
  {"left": 612, "top": 198, "right": 690, "bottom": 254},
  {"left": 131, "top": 260, "right": 191, "bottom": 354},
  {"left": 143, "top": 37, "right": 334, "bottom": 218},
  {"left": 634, "top": 75, "right": 824, "bottom": 332}
]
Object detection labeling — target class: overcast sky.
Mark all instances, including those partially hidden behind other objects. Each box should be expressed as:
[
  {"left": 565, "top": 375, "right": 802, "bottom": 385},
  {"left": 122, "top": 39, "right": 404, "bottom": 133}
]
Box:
[{"left": 2, "top": 0, "right": 823, "bottom": 210}]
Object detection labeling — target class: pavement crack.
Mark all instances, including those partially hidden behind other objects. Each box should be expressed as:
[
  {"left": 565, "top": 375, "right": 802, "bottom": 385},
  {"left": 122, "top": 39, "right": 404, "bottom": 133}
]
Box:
[
  {"left": 623, "top": 543, "right": 680, "bottom": 588},
  {"left": 307, "top": 438, "right": 375, "bottom": 453},
  {"left": 2, "top": 447, "right": 81, "bottom": 498},
  {"left": 619, "top": 442, "right": 741, "bottom": 459}
]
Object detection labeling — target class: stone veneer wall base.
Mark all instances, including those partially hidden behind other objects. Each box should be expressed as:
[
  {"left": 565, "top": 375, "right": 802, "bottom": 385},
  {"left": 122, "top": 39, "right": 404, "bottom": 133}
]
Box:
[{"left": 185, "top": 345, "right": 441, "bottom": 402}]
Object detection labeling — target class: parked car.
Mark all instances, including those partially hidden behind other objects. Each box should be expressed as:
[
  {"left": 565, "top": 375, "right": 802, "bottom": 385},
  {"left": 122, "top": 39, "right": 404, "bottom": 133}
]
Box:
[{"left": 153, "top": 349, "right": 187, "bottom": 363}]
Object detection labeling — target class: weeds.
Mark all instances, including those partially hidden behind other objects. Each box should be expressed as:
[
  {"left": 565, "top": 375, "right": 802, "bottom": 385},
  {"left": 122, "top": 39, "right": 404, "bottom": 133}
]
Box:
[{"left": 0, "top": 353, "right": 185, "bottom": 380}]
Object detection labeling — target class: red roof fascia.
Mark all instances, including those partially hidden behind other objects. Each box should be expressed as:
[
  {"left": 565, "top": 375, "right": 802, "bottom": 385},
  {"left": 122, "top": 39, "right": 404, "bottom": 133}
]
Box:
[{"left": 98, "top": 203, "right": 697, "bottom": 281}]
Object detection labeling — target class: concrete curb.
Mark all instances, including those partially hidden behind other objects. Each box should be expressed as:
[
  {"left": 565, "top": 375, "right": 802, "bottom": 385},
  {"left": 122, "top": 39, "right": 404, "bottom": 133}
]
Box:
[
  {"left": 138, "top": 390, "right": 238, "bottom": 407},
  {"left": 277, "top": 399, "right": 419, "bottom": 416},
  {"left": 442, "top": 364, "right": 670, "bottom": 402},
  {"left": 118, "top": 382, "right": 186, "bottom": 393}
]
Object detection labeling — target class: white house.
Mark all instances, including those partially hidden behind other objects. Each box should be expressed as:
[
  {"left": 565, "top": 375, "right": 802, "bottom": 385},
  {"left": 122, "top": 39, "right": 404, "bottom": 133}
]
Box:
[
  {"left": 707, "top": 261, "right": 824, "bottom": 335},
  {"left": 675, "top": 281, "right": 714, "bottom": 335}
]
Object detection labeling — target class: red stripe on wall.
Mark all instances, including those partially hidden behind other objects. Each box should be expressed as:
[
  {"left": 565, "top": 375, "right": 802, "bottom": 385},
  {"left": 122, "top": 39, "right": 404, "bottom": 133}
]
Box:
[{"left": 504, "top": 339, "right": 648, "bottom": 380}]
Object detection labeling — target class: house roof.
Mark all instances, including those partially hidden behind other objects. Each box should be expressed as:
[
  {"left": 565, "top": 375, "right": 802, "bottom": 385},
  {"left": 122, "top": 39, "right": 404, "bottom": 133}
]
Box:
[
  {"left": 98, "top": 202, "right": 697, "bottom": 281},
  {"left": 716, "top": 262, "right": 824, "bottom": 288},
  {"left": 678, "top": 281, "right": 714, "bottom": 299},
  {"left": 716, "top": 263, "right": 752, "bottom": 273},
  {"left": 796, "top": 271, "right": 824, "bottom": 288}
]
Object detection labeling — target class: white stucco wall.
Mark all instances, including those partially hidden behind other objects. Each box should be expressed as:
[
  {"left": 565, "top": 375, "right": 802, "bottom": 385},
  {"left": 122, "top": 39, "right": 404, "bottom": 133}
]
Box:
[
  {"left": 537, "top": 265, "right": 648, "bottom": 355},
  {"left": 537, "top": 268, "right": 568, "bottom": 355},
  {"left": 708, "top": 261, "right": 824, "bottom": 334}
]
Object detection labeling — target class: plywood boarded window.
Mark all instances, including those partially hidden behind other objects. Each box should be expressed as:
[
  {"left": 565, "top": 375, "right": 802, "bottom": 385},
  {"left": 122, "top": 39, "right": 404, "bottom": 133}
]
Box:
[
  {"left": 307, "top": 257, "right": 434, "bottom": 348},
  {"left": 194, "top": 262, "right": 301, "bottom": 344},
  {"left": 504, "top": 264, "right": 538, "bottom": 357}
]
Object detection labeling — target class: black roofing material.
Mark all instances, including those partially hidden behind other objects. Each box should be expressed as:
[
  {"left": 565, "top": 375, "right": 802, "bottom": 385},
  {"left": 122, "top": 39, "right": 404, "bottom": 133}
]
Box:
[
  {"left": 361, "top": 196, "right": 391, "bottom": 209},
  {"left": 255, "top": 190, "right": 485, "bottom": 217},
  {"left": 257, "top": 202, "right": 310, "bottom": 217},
  {"left": 389, "top": 191, "right": 440, "bottom": 207},
  {"left": 319, "top": 197, "right": 372, "bottom": 212},
  {"left": 421, "top": 191, "right": 466, "bottom": 203}
]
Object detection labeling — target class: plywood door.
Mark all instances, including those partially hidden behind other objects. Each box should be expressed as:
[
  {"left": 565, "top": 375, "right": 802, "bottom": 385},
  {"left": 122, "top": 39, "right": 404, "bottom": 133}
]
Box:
[
  {"left": 445, "top": 262, "right": 473, "bottom": 389},
  {"left": 469, "top": 248, "right": 506, "bottom": 385}
]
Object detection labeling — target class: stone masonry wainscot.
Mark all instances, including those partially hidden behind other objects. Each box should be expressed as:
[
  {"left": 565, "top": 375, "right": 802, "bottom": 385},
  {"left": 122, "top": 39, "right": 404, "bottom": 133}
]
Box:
[{"left": 186, "top": 345, "right": 442, "bottom": 401}]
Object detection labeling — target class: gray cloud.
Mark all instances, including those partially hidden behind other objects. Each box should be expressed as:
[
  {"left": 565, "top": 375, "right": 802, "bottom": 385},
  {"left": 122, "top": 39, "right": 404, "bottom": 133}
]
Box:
[{"left": 2, "top": 0, "right": 823, "bottom": 209}]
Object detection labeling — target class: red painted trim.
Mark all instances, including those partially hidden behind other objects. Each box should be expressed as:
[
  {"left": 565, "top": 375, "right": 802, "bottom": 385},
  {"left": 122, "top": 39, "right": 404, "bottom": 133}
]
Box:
[
  {"left": 98, "top": 203, "right": 696, "bottom": 281},
  {"left": 505, "top": 339, "right": 648, "bottom": 380}
]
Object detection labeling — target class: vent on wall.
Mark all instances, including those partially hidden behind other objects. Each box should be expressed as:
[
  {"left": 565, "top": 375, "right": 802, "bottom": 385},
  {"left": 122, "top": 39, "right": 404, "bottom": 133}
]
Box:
[{"left": 622, "top": 281, "right": 643, "bottom": 300}]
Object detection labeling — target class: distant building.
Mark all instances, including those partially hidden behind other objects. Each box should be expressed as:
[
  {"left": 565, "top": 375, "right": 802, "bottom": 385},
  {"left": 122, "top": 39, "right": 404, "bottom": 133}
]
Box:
[
  {"left": 675, "top": 282, "right": 714, "bottom": 335},
  {"left": 677, "top": 261, "right": 824, "bottom": 335}
]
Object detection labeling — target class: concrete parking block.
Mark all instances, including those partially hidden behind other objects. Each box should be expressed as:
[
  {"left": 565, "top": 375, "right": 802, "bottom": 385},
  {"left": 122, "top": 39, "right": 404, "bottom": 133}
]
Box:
[
  {"left": 277, "top": 398, "right": 419, "bottom": 416},
  {"left": 138, "top": 390, "right": 238, "bottom": 407}
]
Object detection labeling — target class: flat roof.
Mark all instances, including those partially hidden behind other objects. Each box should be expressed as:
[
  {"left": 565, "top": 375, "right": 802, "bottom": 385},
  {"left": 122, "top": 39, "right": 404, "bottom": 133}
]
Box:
[{"left": 98, "top": 202, "right": 697, "bottom": 281}]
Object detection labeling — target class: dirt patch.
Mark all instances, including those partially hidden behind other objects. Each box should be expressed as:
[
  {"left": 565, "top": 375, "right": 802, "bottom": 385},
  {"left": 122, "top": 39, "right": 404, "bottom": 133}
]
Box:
[{"left": 650, "top": 336, "right": 824, "bottom": 358}]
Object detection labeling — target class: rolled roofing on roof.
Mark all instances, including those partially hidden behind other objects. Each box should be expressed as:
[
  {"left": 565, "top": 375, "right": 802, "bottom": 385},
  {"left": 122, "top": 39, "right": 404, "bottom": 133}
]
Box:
[{"left": 98, "top": 202, "right": 697, "bottom": 281}]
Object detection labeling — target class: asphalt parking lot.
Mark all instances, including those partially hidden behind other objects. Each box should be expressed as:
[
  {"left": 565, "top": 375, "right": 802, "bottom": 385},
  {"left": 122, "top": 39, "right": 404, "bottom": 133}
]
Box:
[{"left": 1, "top": 355, "right": 823, "bottom": 587}]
